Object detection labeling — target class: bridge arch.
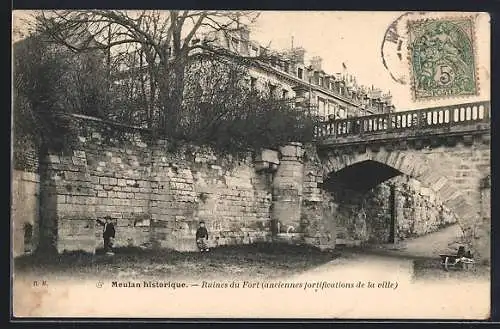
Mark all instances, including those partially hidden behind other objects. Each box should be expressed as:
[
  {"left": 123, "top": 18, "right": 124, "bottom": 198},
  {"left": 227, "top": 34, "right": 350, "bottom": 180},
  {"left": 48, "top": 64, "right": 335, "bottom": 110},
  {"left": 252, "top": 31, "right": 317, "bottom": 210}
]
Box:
[
  {"left": 301, "top": 101, "right": 490, "bottom": 259},
  {"left": 315, "top": 101, "right": 490, "bottom": 230},
  {"left": 319, "top": 147, "right": 481, "bottom": 223}
]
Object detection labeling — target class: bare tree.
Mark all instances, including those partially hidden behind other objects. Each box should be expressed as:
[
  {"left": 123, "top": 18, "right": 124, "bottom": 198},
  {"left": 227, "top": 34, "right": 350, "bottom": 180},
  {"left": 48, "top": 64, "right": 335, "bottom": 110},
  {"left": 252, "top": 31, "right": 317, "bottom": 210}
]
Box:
[
  {"left": 32, "top": 10, "right": 262, "bottom": 135},
  {"left": 181, "top": 52, "right": 251, "bottom": 138}
]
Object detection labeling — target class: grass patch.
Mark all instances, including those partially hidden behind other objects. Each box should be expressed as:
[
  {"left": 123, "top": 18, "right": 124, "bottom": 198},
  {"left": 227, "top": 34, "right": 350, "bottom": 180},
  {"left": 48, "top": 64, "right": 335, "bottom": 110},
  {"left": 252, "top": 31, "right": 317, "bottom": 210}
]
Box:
[{"left": 14, "top": 242, "right": 339, "bottom": 280}]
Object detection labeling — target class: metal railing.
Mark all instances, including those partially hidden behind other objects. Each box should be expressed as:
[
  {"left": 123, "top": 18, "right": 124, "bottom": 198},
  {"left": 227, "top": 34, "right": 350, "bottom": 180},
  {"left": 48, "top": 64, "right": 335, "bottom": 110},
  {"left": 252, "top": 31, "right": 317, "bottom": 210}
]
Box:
[{"left": 314, "top": 101, "right": 490, "bottom": 140}]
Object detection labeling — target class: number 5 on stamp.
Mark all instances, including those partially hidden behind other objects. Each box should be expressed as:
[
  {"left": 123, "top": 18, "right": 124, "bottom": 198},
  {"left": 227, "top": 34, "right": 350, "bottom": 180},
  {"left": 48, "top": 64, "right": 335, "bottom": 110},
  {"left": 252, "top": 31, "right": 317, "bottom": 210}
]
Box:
[{"left": 407, "top": 16, "right": 479, "bottom": 100}]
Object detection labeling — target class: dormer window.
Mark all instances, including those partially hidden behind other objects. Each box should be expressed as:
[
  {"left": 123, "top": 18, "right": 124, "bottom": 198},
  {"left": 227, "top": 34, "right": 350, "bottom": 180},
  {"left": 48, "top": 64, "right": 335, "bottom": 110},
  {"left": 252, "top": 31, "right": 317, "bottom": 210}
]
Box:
[
  {"left": 231, "top": 37, "right": 240, "bottom": 51},
  {"left": 251, "top": 45, "right": 259, "bottom": 56},
  {"left": 297, "top": 68, "right": 303, "bottom": 79}
]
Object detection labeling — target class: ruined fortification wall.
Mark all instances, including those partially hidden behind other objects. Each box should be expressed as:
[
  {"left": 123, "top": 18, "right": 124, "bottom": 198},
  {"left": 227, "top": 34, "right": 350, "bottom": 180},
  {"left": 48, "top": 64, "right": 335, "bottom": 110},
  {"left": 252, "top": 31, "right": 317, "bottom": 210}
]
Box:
[
  {"left": 37, "top": 118, "right": 273, "bottom": 253},
  {"left": 14, "top": 118, "right": 479, "bottom": 257}
]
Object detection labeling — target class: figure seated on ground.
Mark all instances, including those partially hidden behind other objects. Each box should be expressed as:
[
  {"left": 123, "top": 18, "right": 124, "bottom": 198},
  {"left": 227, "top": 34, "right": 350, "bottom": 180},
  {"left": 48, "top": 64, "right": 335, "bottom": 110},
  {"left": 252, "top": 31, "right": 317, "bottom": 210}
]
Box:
[
  {"left": 457, "top": 246, "right": 474, "bottom": 260},
  {"left": 439, "top": 245, "right": 475, "bottom": 271}
]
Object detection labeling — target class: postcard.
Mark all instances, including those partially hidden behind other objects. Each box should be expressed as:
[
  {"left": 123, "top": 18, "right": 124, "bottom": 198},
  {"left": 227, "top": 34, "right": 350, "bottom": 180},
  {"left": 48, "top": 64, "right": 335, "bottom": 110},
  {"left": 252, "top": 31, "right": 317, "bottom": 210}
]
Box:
[{"left": 11, "top": 10, "right": 491, "bottom": 319}]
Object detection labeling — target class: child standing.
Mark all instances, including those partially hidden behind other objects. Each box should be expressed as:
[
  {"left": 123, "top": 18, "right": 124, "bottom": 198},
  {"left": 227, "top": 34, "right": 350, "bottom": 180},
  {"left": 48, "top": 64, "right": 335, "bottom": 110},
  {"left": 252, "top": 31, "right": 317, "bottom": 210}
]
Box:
[
  {"left": 195, "top": 221, "right": 209, "bottom": 252},
  {"left": 96, "top": 216, "right": 115, "bottom": 254}
]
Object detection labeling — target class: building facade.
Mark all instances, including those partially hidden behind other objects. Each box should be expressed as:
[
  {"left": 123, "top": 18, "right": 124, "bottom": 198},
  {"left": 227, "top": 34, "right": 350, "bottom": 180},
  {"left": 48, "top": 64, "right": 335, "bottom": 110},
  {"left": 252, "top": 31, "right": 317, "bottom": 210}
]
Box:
[
  {"left": 111, "top": 25, "right": 395, "bottom": 123},
  {"left": 206, "top": 27, "right": 395, "bottom": 120}
]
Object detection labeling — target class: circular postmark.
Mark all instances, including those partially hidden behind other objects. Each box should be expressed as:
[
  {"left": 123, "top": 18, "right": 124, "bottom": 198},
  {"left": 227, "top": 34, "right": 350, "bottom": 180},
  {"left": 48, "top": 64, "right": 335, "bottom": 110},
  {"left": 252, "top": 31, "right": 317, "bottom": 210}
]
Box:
[
  {"left": 381, "top": 12, "right": 411, "bottom": 85},
  {"left": 380, "top": 12, "right": 428, "bottom": 85}
]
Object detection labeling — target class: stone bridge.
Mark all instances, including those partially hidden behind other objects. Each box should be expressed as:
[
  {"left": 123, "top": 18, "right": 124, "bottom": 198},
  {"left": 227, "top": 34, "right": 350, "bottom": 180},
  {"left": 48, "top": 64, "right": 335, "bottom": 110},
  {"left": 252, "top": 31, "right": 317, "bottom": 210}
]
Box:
[
  {"left": 313, "top": 100, "right": 490, "bottom": 216},
  {"left": 274, "top": 100, "right": 490, "bottom": 259}
]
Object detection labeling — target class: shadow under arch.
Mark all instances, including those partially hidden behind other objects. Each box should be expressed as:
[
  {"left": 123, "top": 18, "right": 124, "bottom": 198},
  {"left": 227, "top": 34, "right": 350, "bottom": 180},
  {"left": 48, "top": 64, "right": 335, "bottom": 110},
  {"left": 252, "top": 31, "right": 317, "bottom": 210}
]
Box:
[
  {"left": 318, "top": 157, "right": 463, "bottom": 246},
  {"left": 322, "top": 160, "right": 403, "bottom": 193},
  {"left": 319, "top": 149, "right": 473, "bottom": 219}
]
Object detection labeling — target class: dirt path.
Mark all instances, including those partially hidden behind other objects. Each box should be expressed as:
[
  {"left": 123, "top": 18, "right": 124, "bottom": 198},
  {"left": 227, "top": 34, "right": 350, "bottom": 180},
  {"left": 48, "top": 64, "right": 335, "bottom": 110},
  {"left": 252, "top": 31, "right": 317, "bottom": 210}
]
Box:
[
  {"left": 400, "top": 224, "right": 463, "bottom": 257},
  {"left": 368, "top": 224, "right": 463, "bottom": 259}
]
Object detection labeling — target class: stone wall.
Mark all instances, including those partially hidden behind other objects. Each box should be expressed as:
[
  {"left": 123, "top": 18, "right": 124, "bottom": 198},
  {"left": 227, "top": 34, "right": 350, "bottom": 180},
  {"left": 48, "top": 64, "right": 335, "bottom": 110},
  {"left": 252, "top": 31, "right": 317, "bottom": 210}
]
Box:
[
  {"left": 271, "top": 143, "right": 304, "bottom": 234},
  {"left": 333, "top": 176, "right": 457, "bottom": 246},
  {"left": 148, "top": 142, "right": 272, "bottom": 251},
  {"left": 12, "top": 170, "right": 40, "bottom": 257},
  {"left": 38, "top": 119, "right": 273, "bottom": 253},
  {"left": 300, "top": 144, "right": 337, "bottom": 250}
]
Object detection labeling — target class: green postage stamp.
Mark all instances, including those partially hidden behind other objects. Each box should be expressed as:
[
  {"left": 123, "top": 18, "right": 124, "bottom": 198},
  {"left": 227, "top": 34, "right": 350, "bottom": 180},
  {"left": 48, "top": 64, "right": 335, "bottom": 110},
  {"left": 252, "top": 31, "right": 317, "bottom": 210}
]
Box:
[{"left": 407, "top": 17, "right": 478, "bottom": 100}]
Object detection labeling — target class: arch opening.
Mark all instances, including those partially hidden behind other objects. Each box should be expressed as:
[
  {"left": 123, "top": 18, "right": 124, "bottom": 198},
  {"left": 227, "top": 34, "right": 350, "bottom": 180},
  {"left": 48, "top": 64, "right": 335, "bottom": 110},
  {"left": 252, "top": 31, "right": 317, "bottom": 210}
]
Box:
[
  {"left": 322, "top": 160, "right": 403, "bottom": 193},
  {"left": 318, "top": 159, "right": 458, "bottom": 247}
]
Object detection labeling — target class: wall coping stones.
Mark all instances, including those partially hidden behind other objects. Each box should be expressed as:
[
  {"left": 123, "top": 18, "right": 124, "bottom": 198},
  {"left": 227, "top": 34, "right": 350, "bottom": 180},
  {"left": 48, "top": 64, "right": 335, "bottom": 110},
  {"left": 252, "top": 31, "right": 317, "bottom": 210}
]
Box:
[{"left": 279, "top": 143, "right": 304, "bottom": 158}]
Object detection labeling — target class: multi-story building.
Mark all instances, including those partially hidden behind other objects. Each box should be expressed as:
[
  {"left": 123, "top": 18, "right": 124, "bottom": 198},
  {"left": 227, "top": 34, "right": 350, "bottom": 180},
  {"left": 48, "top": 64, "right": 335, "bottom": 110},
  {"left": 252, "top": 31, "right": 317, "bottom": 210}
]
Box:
[
  {"left": 204, "top": 26, "right": 395, "bottom": 120},
  {"left": 112, "top": 25, "right": 395, "bottom": 122}
]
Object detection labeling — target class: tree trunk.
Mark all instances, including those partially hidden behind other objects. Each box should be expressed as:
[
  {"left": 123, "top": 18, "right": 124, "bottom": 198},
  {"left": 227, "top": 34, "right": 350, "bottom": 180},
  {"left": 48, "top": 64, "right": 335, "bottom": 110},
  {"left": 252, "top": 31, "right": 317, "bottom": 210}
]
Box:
[{"left": 158, "top": 57, "right": 186, "bottom": 136}]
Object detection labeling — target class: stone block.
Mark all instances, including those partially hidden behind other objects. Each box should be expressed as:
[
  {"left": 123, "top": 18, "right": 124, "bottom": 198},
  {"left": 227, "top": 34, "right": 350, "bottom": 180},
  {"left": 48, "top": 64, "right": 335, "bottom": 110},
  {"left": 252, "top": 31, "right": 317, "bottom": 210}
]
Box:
[
  {"left": 258, "top": 149, "right": 280, "bottom": 165},
  {"left": 73, "top": 150, "right": 86, "bottom": 158},
  {"left": 72, "top": 157, "right": 87, "bottom": 166},
  {"left": 111, "top": 157, "right": 122, "bottom": 164},
  {"left": 117, "top": 178, "right": 127, "bottom": 186},
  {"left": 91, "top": 132, "right": 102, "bottom": 139},
  {"left": 48, "top": 155, "right": 61, "bottom": 164},
  {"left": 279, "top": 143, "right": 303, "bottom": 158}
]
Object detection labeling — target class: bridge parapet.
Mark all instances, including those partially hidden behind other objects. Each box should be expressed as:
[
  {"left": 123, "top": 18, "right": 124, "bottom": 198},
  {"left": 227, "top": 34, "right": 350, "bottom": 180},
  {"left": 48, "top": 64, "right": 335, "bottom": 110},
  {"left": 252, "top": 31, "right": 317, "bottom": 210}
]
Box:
[{"left": 315, "top": 101, "right": 490, "bottom": 146}]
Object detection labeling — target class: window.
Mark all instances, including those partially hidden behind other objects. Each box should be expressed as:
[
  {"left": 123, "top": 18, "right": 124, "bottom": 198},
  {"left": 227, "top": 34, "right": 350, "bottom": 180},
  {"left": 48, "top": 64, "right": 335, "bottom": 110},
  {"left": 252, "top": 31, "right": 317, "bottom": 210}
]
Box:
[
  {"left": 319, "top": 76, "right": 323, "bottom": 87},
  {"left": 338, "top": 108, "right": 346, "bottom": 119},
  {"left": 318, "top": 97, "right": 326, "bottom": 118},
  {"left": 282, "top": 89, "right": 289, "bottom": 99},
  {"left": 250, "top": 77, "right": 257, "bottom": 91},
  {"left": 269, "top": 84, "right": 277, "bottom": 97},
  {"left": 297, "top": 68, "right": 303, "bottom": 79},
  {"left": 326, "top": 102, "right": 333, "bottom": 118}
]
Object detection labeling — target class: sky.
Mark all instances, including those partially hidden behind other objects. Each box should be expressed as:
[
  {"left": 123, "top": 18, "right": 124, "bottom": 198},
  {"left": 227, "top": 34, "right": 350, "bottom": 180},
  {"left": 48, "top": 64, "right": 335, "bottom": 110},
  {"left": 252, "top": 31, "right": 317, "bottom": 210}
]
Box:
[
  {"left": 249, "top": 11, "right": 491, "bottom": 110},
  {"left": 12, "top": 10, "right": 490, "bottom": 111},
  {"left": 251, "top": 11, "right": 399, "bottom": 94}
]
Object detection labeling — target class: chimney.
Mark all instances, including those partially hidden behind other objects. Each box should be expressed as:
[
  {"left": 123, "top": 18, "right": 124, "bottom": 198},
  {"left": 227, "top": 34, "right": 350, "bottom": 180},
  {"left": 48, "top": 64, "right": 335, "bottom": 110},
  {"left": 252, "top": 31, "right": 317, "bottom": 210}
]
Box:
[
  {"left": 310, "top": 56, "right": 322, "bottom": 71},
  {"left": 289, "top": 47, "right": 306, "bottom": 64},
  {"left": 239, "top": 26, "right": 250, "bottom": 56},
  {"left": 240, "top": 25, "right": 250, "bottom": 41}
]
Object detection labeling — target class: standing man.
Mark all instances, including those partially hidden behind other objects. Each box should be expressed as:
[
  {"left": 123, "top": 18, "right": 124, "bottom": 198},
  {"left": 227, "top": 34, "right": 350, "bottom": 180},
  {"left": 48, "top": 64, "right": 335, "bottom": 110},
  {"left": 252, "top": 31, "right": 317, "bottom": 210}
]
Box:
[
  {"left": 97, "top": 216, "right": 115, "bottom": 254},
  {"left": 195, "top": 221, "right": 210, "bottom": 252}
]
